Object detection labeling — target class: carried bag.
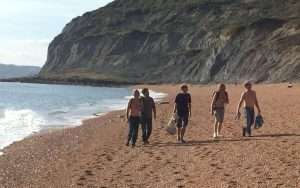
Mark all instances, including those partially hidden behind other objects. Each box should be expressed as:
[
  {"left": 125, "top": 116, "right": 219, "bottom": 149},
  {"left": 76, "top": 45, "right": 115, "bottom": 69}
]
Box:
[
  {"left": 254, "top": 115, "right": 264, "bottom": 129},
  {"left": 166, "top": 113, "right": 178, "bottom": 135}
]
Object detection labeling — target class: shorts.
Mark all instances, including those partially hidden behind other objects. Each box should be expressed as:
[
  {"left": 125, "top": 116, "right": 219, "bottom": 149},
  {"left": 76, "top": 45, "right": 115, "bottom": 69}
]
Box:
[
  {"left": 214, "top": 107, "right": 225, "bottom": 122},
  {"left": 176, "top": 115, "right": 189, "bottom": 128}
]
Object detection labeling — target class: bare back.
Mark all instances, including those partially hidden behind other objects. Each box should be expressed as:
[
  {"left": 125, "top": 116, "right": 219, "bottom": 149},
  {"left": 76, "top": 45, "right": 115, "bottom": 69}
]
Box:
[{"left": 242, "top": 90, "right": 257, "bottom": 108}]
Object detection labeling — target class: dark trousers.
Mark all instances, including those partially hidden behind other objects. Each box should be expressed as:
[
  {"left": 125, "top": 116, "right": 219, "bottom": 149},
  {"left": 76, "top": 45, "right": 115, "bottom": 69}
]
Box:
[
  {"left": 141, "top": 117, "right": 152, "bottom": 142},
  {"left": 243, "top": 107, "right": 255, "bottom": 136},
  {"left": 128, "top": 116, "right": 140, "bottom": 145}
]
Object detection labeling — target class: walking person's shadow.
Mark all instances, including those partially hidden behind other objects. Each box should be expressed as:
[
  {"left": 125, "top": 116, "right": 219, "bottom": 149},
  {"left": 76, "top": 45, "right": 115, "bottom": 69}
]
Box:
[
  {"left": 145, "top": 133, "right": 300, "bottom": 148},
  {"left": 250, "top": 133, "right": 300, "bottom": 138}
]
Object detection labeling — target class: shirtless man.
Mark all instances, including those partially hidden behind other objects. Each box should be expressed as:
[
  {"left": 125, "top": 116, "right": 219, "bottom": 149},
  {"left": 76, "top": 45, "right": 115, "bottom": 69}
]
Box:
[
  {"left": 126, "top": 90, "right": 143, "bottom": 147},
  {"left": 236, "top": 82, "right": 261, "bottom": 137}
]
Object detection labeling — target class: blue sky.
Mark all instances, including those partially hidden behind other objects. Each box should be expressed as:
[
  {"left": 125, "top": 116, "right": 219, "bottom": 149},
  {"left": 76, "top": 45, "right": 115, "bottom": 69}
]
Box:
[{"left": 0, "top": 0, "right": 113, "bottom": 67}]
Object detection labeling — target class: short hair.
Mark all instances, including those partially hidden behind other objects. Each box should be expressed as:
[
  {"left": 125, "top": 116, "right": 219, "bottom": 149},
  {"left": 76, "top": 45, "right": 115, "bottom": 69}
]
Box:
[
  {"left": 218, "top": 83, "right": 226, "bottom": 90},
  {"left": 142, "top": 88, "right": 149, "bottom": 94},
  {"left": 181, "top": 84, "right": 188, "bottom": 90},
  {"left": 219, "top": 83, "right": 225, "bottom": 87},
  {"left": 133, "top": 89, "right": 140, "bottom": 95},
  {"left": 244, "top": 81, "right": 252, "bottom": 87}
]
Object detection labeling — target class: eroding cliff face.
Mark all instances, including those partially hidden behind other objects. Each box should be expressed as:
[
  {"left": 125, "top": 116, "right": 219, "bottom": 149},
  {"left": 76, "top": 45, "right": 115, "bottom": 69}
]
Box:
[{"left": 40, "top": 0, "right": 300, "bottom": 83}]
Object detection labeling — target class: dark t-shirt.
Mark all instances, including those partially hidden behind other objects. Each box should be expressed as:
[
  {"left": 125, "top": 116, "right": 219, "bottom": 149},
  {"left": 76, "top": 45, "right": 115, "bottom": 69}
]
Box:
[
  {"left": 175, "top": 93, "right": 191, "bottom": 117},
  {"left": 141, "top": 96, "right": 155, "bottom": 119}
]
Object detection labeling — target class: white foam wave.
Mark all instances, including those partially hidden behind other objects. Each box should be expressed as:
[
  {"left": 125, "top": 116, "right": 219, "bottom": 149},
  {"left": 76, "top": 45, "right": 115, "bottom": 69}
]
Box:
[
  {"left": 125, "top": 89, "right": 167, "bottom": 101},
  {"left": 0, "top": 109, "right": 44, "bottom": 150}
]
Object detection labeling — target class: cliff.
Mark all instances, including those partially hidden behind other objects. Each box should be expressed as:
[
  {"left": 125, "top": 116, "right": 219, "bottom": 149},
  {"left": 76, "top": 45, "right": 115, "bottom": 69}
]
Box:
[{"left": 40, "top": 0, "right": 300, "bottom": 84}]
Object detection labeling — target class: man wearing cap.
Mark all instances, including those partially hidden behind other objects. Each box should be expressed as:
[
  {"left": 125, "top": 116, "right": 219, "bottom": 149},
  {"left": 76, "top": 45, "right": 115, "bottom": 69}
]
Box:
[
  {"left": 236, "top": 82, "right": 262, "bottom": 137},
  {"left": 174, "top": 84, "right": 192, "bottom": 143}
]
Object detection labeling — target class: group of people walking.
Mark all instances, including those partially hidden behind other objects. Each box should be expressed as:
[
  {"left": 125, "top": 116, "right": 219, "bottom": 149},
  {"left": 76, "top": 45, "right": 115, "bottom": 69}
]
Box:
[
  {"left": 126, "top": 88, "right": 156, "bottom": 147},
  {"left": 211, "top": 82, "right": 261, "bottom": 139},
  {"left": 125, "top": 82, "right": 262, "bottom": 147}
]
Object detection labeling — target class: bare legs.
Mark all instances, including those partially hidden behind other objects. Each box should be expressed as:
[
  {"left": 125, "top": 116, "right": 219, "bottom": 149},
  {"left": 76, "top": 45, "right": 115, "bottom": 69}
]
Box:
[
  {"left": 177, "top": 128, "right": 181, "bottom": 141},
  {"left": 177, "top": 127, "right": 186, "bottom": 143},
  {"left": 218, "top": 122, "right": 223, "bottom": 136},
  {"left": 213, "top": 119, "right": 223, "bottom": 138},
  {"left": 213, "top": 120, "right": 218, "bottom": 138}
]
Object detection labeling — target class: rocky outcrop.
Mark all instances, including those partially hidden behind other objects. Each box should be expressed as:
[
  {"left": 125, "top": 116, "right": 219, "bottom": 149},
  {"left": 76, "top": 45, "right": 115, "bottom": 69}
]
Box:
[{"left": 40, "top": 0, "right": 300, "bottom": 83}]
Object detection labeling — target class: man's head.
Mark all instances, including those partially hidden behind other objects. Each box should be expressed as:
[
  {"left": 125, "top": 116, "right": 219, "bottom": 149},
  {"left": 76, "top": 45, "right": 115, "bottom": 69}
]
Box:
[
  {"left": 218, "top": 83, "right": 226, "bottom": 92},
  {"left": 142, "top": 88, "right": 149, "bottom": 97},
  {"left": 133, "top": 89, "right": 140, "bottom": 98},
  {"left": 181, "top": 84, "right": 188, "bottom": 93},
  {"left": 244, "top": 81, "right": 252, "bottom": 90}
]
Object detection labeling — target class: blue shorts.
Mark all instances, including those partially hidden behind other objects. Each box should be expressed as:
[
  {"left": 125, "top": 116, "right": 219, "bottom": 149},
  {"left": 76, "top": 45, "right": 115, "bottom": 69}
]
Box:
[{"left": 177, "top": 115, "right": 189, "bottom": 128}]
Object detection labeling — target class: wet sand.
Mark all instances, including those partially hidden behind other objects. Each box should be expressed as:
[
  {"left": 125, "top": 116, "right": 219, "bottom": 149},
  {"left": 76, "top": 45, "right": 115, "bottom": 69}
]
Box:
[{"left": 0, "top": 84, "right": 300, "bottom": 187}]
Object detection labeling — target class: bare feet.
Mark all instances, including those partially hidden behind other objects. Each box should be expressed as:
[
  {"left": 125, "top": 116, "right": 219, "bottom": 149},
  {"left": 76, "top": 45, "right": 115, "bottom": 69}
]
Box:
[{"left": 213, "top": 133, "right": 217, "bottom": 139}]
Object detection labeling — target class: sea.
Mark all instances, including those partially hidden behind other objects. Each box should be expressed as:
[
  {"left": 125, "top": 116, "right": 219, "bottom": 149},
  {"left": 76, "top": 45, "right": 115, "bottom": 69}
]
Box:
[{"left": 0, "top": 82, "right": 166, "bottom": 151}]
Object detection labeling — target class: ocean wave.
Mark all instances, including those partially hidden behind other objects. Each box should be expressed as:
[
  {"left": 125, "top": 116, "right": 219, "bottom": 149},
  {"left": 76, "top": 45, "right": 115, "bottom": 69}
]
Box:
[
  {"left": 0, "top": 109, "right": 4, "bottom": 119},
  {"left": 125, "top": 89, "right": 167, "bottom": 101},
  {"left": 0, "top": 109, "right": 44, "bottom": 150},
  {"left": 48, "top": 110, "right": 68, "bottom": 115}
]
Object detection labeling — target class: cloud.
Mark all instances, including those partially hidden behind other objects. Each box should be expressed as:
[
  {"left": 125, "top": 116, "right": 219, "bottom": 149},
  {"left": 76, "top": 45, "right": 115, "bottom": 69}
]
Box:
[{"left": 0, "top": 0, "right": 113, "bottom": 66}]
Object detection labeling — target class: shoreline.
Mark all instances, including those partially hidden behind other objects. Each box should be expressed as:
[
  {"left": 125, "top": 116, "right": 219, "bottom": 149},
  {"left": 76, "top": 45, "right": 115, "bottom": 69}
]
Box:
[
  {"left": 0, "top": 86, "right": 167, "bottom": 155},
  {"left": 1, "top": 109, "right": 122, "bottom": 152},
  {"left": 1, "top": 83, "right": 299, "bottom": 187},
  {"left": 0, "top": 77, "right": 139, "bottom": 87},
  {"left": 1, "top": 76, "right": 290, "bottom": 88}
]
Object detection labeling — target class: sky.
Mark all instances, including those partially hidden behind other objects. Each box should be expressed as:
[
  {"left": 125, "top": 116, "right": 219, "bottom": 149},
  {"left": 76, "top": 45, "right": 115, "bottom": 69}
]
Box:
[{"left": 0, "top": 0, "right": 113, "bottom": 67}]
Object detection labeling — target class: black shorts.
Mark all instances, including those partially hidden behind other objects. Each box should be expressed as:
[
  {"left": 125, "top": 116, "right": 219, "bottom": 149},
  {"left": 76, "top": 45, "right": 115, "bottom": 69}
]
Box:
[{"left": 176, "top": 115, "right": 189, "bottom": 128}]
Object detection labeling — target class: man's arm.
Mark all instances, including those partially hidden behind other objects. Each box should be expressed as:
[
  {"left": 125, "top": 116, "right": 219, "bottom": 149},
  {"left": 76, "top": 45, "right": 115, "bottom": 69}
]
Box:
[
  {"left": 174, "top": 95, "right": 178, "bottom": 114},
  {"left": 189, "top": 103, "right": 192, "bottom": 117},
  {"left": 152, "top": 99, "right": 157, "bottom": 119},
  {"left": 173, "top": 103, "right": 177, "bottom": 114},
  {"left": 225, "top": 92, "right": 229, "bottom": 104},
  {"left": 189, "top": 95, "right": 192, "bottom": 117},
  {"left": 126, "top": 99, "right": 131, "bottom": 120},
  {"left": 236, "top": 93, "right": 245, "bottom": 114},
  {"left": 211, "top": 92, "right": 217, "bottom": 115},
  {"left": 254, "top": 92, "right": 261, "bottom": 114}
]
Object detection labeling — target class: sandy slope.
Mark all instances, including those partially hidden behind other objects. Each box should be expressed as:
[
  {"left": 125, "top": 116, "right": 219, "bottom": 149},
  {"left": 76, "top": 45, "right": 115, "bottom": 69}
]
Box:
[{"left": 0, "top": 84, "right": 299, "bottom": 188}]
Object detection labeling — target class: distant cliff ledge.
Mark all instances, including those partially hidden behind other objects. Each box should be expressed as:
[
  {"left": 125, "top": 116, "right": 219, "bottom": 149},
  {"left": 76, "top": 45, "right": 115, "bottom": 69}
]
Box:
[{"left": 40, "top": 0, "right": 300, "bottom": 84}]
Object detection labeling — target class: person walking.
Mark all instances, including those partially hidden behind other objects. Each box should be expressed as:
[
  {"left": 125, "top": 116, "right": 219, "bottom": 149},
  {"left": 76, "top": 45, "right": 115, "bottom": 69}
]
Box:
[
  {"left": 126, "top": 90, "right": 143, "bottom": 147},
  {"left": 174, "top": 84, "right": 192, "bottom": 143},
  {"left": 211, "top": 84, "right": 229, "bottom": 138},
  {"left": 236, "top": 82, "right": 262, "bottom": 137},
  {"left": 141, "top": 88, "right": 156, "bottom": 144}
]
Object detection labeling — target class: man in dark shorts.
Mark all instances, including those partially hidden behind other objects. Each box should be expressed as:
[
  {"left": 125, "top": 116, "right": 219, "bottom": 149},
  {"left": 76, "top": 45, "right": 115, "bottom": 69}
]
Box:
[
  {"left": 174, "top": 85, "right": 192, "bottom": 143},
  {"left": 141, "top": 88, "right": 156, "bottom": 144}
]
